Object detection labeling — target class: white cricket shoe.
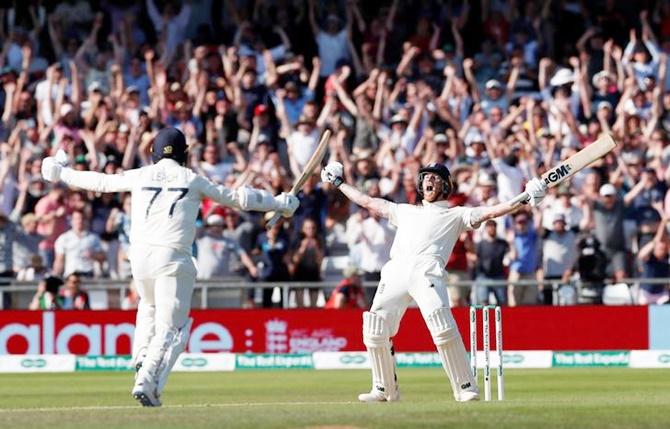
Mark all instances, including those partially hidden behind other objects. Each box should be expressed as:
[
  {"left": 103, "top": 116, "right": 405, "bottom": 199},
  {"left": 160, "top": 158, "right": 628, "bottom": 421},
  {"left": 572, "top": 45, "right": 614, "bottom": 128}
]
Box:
[
  {"left": 456, "top": 390, "right": 480, "bottom": 402},
  {"left": 132, "top": 378, "right": 161, "bottom": 407},
  {"left": 358, "top": 386, "right": 400, "bottom": 402},
  {"left": 358, "top": 390, "right": 387, "bottom": 402}
]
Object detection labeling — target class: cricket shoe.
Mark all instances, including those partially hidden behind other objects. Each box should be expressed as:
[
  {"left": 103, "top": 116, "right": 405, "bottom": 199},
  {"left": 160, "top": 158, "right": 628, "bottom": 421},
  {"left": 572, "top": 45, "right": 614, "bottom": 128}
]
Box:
[
  {"left": 456, "top": 390, "right": 480, "bottom": 402},
  {"left": 132, "top": 378, "right": 161, "bottom": 407},
  {"left": 358, "top": 386, "right": 400, "bottom": 402}
]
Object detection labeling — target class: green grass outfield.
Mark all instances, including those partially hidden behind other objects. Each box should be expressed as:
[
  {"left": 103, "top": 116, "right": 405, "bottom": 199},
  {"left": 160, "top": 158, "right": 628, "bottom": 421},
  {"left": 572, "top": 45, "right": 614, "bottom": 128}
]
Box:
[{"left": 0, "top": 368, "right": 668, "bottom": 429}]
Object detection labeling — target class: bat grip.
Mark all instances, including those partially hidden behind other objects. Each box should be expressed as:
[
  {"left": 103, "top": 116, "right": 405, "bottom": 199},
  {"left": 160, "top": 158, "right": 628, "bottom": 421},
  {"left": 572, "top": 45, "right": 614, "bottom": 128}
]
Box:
[{"left": 509, "top": 191, "right": 530, "bottom": 208}]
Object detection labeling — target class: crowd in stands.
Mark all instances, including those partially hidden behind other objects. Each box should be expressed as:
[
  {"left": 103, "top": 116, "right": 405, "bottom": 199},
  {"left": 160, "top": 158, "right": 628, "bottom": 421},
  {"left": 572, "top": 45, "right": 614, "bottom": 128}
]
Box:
[{"left": 1, "top": 0, "right": 670, "bottom": 310}]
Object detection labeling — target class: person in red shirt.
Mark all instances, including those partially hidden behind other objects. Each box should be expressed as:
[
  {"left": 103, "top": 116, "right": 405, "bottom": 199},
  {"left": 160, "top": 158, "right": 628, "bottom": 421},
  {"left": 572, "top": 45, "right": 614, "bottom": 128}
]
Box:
[
  {"left": 325, "top": 266, "right": 367, "bottom": 309},
  {"left": 446, "top": 230, "right": 474, "bottom": 307},
  {"left": 446, "top": 193, "right": 475, "bottom": 307},
  {"left": 59, "top": 273, "right": 90, "bottom": 310},
  {"left": 34, "top": 184, "right": 69, "bottom": 269}
]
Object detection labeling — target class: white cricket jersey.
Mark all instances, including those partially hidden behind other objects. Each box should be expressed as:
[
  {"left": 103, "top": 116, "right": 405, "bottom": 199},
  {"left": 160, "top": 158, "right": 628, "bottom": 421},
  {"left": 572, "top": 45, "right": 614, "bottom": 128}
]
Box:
[
  {"left": 387, "top": 200, "right": 475, "bottom": 275},
  {"left": 60, "top": 159, "right": 243, "bottom": 253}
]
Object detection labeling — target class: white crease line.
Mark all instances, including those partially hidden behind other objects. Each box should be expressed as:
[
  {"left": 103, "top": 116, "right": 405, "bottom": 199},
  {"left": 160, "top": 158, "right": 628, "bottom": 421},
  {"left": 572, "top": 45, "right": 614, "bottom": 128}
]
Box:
[{"left": 0, "top": 401, "right": 356, "bottom": 414}]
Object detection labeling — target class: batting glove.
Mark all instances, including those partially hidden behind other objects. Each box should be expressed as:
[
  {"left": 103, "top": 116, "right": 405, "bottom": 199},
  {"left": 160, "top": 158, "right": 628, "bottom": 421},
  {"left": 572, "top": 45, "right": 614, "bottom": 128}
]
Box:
[
  {"left": 524, "top": 177, "right": 547, "bottom": 207},
  {"left": 41, "top": 150, "right": 69, "bottom": 183},
  {"left": 274, "top": 193, "right": 300, "bottom": 218},
  {"left": 321, "top": 162, "right": 344, "bottom": 187}
]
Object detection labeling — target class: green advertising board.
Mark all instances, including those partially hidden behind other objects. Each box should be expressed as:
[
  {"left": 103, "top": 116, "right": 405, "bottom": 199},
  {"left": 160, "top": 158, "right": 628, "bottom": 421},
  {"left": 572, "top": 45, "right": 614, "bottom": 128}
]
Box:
[
  {"left": 552, "top": 351, "right": 630, "bottom": 367},
  {"left": 396, "top": 353, "right": 441, "bottom": 367},
  {"left": 75, "top": 355, "right": 134, "bottom": 371},
  {"left": 235, "top": 354, "right": 314, "bottom": 369}
]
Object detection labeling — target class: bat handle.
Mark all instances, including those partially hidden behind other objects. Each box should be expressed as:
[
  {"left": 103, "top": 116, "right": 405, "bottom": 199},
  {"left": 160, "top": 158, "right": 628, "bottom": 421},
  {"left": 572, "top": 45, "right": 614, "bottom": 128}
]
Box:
[
  {"left": 509, "top": 191, "right": 530, "bottom": 208},
  {"left": 266, "top": 211, "right": 282, "bottom": 228},
  {"left": 266, "top": 189, "right": 299, "bottom": 229}
]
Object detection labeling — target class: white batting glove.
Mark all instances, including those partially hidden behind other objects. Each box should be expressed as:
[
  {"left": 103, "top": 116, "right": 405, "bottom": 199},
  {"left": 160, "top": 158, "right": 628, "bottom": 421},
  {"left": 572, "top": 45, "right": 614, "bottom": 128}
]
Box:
[
  {"left": 274, "top": 192, "right": 300, "bottom": 218},
  {"left": 321, "top": 162, "right": 344, "bottom": 187},
  {"left": 41, "top": 157, "right": 62, "bottom": 182},
  {"left": 41, "top": 150, "right": 70, "bottom": 183},
  {"left": 41, "top": 150, "right": 69, "bottom": 183},
  {"left": 54, "top": 149, "right": 68, "bottom": 165},
  {"left": 42, "top": 156, "right": 63, "bottom": 182},
  {"left": 524, "top": 178, "right": 548, "bottom": 207}
]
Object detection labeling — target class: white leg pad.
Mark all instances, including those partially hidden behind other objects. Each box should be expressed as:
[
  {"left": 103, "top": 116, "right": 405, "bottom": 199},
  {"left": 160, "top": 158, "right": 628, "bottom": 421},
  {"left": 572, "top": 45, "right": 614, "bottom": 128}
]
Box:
[
  {"left": 425, "top": 307, "right": 479, "bottom": 402},
  {"left": 136, "top": 317, "right": 193, "bottom": 395},
  {"left": 131, "top": 299, "right": 155, "bottom": 370},
  {"left": 155, "top": 317, "right": 193, "bottom": 393},
  {"left": 360, "top": 311, "right": 399, "bottom": 401}
]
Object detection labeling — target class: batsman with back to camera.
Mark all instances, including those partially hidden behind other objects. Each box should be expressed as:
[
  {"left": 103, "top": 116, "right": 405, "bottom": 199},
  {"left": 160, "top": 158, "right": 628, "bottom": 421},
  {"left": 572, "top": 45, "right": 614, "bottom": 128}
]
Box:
[
  {"left": 41, "top": 128, "right": 300, "bottom": 407},
  {"left": 322, "top": 161, "right": 546, "bottom": 402}
]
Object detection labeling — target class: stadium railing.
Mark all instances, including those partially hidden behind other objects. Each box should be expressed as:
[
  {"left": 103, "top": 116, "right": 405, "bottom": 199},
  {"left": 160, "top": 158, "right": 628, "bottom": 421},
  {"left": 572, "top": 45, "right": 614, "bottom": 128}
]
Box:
[{"left": 0, "top": 277, "right": 666, "bottom": 309}]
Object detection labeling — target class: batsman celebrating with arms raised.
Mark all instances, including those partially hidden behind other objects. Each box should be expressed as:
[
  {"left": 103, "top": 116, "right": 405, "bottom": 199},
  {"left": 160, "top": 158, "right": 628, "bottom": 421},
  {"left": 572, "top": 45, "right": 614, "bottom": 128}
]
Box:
[
  {"left": 41, "top": 128, "right": 299, "bottom": 407},
  {"left": 322, "top": 161, "right": 546, "bottom": 402}
]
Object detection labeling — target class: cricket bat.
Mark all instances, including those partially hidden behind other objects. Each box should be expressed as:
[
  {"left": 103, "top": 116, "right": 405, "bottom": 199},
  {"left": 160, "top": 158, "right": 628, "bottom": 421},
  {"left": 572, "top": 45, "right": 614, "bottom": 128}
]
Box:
[
  {"left": 511, "top": 133, "right": 617, "bottom": 206},
  {"left": 266, "top": 129, "right": 332, "bottom": 227}
]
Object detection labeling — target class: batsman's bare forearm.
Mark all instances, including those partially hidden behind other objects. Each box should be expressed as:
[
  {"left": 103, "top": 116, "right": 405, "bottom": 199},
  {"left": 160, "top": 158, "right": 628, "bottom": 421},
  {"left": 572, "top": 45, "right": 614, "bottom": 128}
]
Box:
[
  {"left": 470, "top": 200, "right": 524, "bottom": 229},
  {"left": 338, "top": 183, "right": 392, "bottom": 218}
]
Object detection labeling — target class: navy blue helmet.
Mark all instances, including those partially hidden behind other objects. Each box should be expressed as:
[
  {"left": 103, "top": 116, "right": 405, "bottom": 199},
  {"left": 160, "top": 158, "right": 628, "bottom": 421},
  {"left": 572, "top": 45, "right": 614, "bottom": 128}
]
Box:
[
  {"left": 417, "top": 163, "right": 454, "bottom": 198},
  {"left": 151, "top": 128, "right": 188, "bottom": 165}
]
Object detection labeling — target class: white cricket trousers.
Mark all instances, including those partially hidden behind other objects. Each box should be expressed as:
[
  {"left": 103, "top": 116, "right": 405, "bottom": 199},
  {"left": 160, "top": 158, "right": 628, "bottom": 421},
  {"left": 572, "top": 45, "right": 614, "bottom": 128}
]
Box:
[
  {"left": 367, "top": 258, "right": 478, "bottom": 401},
  {"left": 371, "top": 259, "right": 452, "bottom": 333},
  {"left": 128, "top": 244, "right": 197, "bottom": 364}
]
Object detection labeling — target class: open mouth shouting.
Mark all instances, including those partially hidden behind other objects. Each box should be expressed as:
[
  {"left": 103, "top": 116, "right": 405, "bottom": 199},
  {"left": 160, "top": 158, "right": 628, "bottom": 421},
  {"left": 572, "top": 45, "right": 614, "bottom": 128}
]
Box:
[{"left": 422, "top": 175, "right": 443, "bottom": 202}]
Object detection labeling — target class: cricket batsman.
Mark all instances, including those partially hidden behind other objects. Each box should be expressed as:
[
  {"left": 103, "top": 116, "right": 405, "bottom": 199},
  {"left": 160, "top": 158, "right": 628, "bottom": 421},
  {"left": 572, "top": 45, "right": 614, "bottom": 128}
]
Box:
[
  {"left": 41, "top": 128, "right": 299, "bottom": 407},
  {"left": 321, "top": 161, "right": 546, "bottom": 402}
]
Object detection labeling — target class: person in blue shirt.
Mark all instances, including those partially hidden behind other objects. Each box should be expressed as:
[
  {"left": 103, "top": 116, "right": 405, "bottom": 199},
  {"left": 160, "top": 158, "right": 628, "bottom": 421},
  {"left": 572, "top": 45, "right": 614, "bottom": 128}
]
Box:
[
  {"left": 637, "top": 212, "right": 670, "bottom": 305},
  {"left": 508, "top": 211, "right": 540, "bottom": 306},
  {"left": 254, "top": 220, "right": 291, "bottom": 308},
  {"left": 291, "top": 174, "right": 327, "bottom": 237}
]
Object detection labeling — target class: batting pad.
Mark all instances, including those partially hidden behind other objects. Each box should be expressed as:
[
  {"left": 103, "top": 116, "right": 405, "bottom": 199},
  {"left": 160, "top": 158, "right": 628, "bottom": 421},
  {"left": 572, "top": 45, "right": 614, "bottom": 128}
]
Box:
[
  {"left": 362, "top": 311, "right": 399, "bottom": 401},
  {"left": 156, "top": 317, "right": 193, "bottom": 393},
  {"left": 425, "top": 307, "right": 479, "bottom": 401},
  {"left": 132, "top": 299, "right": 155, "bottom": 369}
]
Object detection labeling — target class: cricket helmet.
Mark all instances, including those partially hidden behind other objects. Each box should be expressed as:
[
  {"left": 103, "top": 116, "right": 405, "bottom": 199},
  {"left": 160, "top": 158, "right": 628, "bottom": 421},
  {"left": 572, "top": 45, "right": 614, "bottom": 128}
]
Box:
[
  {"left": 151, "top": 127, "right": 188, "bottom": 165},
  {"left": 417, "top": 163, "right": 454, "bottom": 198}
]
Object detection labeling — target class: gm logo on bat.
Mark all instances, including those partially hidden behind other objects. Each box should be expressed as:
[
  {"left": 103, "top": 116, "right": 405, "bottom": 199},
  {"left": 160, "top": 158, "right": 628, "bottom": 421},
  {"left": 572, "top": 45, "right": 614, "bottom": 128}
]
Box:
[{"left": 544, "top": 164, "right": 572, "bottom": 185}]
